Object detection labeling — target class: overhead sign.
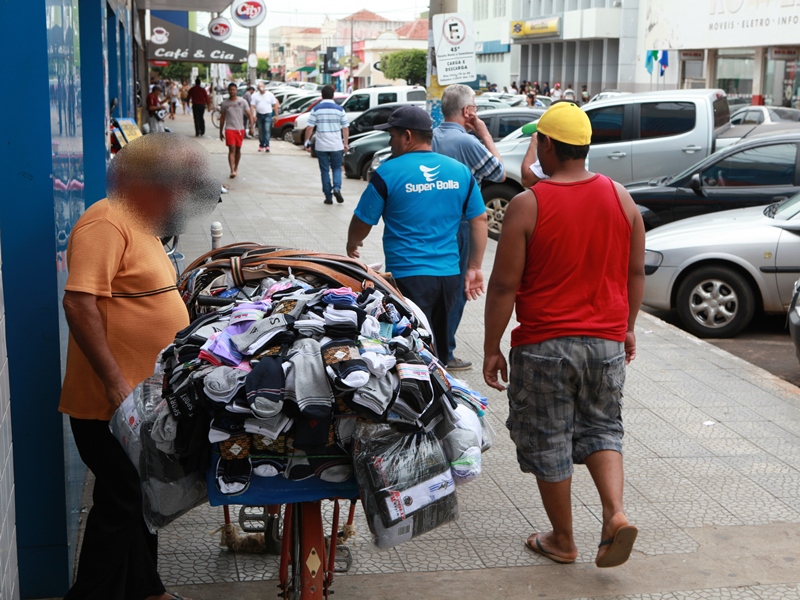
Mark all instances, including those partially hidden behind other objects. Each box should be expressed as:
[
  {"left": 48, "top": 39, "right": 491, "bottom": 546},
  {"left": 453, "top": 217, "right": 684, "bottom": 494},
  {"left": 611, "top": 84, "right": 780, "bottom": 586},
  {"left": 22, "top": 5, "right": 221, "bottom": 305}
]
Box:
[
  {"left": 230, "top": 0, "right": 267, "bottom": 28},
  {"left": 432, "top": 13, "right": 476, "bottom": 85},
  {"left": 510, "top": 17, "right": 560, "bottom": 39},
  {"left": 147, "top": 16, "right": 247, "bottom": 64},
  {"left": 679, "top": 50, "right": 704, "bottom": 61},
  {"left": 769, "top": 47, "right": 799, "bottom": 61},
  {"left": 208, "top": 17, "right": 232, "bottom": 42},
  {"left": 646, "top": 0, "right": 800, "bottom": 50}
]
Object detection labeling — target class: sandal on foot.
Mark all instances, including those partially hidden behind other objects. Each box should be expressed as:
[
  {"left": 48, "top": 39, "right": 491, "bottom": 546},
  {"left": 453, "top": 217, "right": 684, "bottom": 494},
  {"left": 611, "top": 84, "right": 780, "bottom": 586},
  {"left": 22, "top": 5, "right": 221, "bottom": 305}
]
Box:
[
  {"left": 524, "top": 533, "right": 576, "bottom": 564},
  {"left": 595, "top": 525, "right": 638, "bottom": 568}
]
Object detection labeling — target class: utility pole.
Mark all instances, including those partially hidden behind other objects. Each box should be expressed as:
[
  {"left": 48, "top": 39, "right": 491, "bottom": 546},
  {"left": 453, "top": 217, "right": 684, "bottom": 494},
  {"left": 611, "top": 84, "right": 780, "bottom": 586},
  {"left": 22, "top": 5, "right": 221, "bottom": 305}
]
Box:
[
  {"left": 427, "top": 0, "right": 458, "bottom": 126},
  {"left": 248, "top": 27, "right": 257, "bottom": 83}
]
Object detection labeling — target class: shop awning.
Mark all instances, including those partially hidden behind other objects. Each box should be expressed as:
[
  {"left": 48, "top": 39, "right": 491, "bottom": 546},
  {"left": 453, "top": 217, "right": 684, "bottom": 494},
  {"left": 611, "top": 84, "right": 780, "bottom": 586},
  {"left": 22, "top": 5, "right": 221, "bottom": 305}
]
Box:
[
  {"left": 293, "top": 66, "right": 316, "bottom": 73},
  {"left": 332, "top": 68, "right": 350, "bottom": 77},
  {"left": 354, "top": 63, "right": 371, "bottom": 78},
  {"left": 141, "top": 0, "right": 233, "bottom": 11},
  {"left": 147, "top": 16, "right": 247, "bottom": 64}
]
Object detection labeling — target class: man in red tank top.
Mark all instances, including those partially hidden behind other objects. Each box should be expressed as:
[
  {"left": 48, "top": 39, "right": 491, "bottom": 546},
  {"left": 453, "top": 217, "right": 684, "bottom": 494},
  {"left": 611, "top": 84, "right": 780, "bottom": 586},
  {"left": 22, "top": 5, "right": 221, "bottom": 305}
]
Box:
[{"left": 482, "top": 102, "right": 646, "bottom": 568}]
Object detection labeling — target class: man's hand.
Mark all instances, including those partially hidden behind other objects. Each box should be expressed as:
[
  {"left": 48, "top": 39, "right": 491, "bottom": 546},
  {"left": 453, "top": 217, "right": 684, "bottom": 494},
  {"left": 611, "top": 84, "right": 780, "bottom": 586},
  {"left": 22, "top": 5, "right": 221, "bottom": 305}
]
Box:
[
  {"left": 483, "top": 350, "right": 508, "bottom": 391},
  {"left": 343, "top": 142, "right": 349, "bottom": 151},
  {"left": 465, "top": 113, "right": 490, "bottom": 139},
  {"left": 464, "top": 268, "right": 485, "bottom": 300},
  {"left": 346, "top": 241, "right": 362, "bottom": 258},
  {"left": 105, "top": 379, "right": 133, "bottom": 409},
  {"left": 625, "top": 330, "right": 637, "bottom": 364}
]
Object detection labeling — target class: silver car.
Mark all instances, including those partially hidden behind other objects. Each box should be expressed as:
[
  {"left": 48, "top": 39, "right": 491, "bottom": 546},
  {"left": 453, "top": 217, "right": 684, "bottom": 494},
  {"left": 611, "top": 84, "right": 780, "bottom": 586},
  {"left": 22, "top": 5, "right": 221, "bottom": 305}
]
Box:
[{"left": 643, "top": 194, "right": 800, "bottom": 338}]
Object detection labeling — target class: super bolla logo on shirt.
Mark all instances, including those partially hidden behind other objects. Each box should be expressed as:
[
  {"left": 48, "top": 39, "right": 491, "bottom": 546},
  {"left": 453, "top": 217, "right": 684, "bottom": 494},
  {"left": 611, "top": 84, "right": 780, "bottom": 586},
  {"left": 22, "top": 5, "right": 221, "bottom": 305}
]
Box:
[{"left": 405, "top": 165, "right": 461, "bottom": 193}]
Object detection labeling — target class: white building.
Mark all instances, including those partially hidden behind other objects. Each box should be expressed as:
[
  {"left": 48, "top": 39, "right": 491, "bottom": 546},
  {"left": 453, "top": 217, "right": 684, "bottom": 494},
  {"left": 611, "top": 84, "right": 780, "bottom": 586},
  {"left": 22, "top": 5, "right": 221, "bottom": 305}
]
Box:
[{"left": 354, "top": 20, "right": 428, "bottom": 87}]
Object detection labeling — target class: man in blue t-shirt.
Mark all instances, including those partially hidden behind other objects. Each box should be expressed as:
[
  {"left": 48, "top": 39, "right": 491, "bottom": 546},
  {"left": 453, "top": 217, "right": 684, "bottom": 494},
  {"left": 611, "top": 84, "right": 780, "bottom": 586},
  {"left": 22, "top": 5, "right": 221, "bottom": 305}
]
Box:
[{"left": 346, "top": 105, "right": 488, "bottom": 360}]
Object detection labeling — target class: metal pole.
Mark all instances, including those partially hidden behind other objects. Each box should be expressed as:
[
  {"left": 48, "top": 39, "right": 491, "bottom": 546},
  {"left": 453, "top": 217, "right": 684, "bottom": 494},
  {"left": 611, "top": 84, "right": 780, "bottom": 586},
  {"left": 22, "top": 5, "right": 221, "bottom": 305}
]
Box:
[
  {"left": 427, "top": 0, "right": 459, "bottom": 126},
  {"left": 248, "top": 26, "right": 257, "bottom": 83}
]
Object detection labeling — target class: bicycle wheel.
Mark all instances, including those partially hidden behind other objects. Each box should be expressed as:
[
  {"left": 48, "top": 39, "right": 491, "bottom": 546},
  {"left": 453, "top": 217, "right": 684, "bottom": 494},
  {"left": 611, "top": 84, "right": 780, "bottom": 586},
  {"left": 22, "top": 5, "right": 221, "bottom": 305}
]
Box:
[{"left": 211, "top": 109, "right": 220, "bottom": 129}]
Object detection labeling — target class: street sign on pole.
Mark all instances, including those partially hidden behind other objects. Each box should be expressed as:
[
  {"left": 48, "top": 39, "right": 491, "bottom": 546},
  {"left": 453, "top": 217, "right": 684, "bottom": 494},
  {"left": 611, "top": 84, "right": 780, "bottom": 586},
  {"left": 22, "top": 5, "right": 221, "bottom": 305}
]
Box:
[{"left": 432, "top": 13, "right": 476, "bottom": 85}]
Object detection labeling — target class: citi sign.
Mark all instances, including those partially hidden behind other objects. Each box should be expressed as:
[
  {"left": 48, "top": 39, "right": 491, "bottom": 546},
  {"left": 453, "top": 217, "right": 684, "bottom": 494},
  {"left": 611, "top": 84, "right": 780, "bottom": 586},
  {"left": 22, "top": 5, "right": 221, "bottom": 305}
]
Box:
[
  {"left": 236, "top": 2, "right": 263, "bottom": 20},
  {"left": 211, "top": 22, "right": 230, "bottom": 37}
]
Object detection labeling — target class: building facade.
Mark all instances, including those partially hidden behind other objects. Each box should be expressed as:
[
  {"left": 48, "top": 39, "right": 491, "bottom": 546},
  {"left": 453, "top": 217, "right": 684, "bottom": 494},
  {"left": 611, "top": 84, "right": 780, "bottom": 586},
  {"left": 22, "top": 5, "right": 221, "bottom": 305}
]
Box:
[{"left": 354, "top": 20, "right": 428, "bottom": 88}]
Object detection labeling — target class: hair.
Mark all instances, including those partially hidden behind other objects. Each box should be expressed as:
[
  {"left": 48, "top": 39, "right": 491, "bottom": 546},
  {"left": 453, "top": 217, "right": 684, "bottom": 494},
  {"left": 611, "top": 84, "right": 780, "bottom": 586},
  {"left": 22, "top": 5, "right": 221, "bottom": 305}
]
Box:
[
  {"left": 321, "top": 85, "right": 335, "bottom": 99},
  {"left": 409, "top": 129, "right": 433, "bottom": 144},
  {"left": 227, "top": 82, "right": 237, "bottom": 89},
  {"left": 538, "top": 131, "right": 590, "bottom": 161},
  {"left": 441, "top": 84, "right": 475, "bottom": 119},
  {"left": 195, "top": 77, "right": 201, "bottom": 86}
]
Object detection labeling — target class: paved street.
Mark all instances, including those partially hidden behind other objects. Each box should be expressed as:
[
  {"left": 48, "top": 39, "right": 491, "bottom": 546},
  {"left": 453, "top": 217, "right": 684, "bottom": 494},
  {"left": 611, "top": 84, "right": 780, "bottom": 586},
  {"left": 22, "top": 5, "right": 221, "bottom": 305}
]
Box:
[{"left": 128, "top": 114, "right": 800, "bottom": 599}]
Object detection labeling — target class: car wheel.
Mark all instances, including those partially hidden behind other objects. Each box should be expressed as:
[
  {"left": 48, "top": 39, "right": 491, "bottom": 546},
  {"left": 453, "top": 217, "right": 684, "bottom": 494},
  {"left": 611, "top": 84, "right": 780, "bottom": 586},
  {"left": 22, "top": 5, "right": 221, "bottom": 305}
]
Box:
[
  {"left": 282, "top": 127, "right": 294, "bottom": 143},
  {"left": 482, "top": 183, "right": 519, "bottom": 241},
  {"left": 344, "top": 163, "right": 359, "bottom": 179},
  {"left": 675, "top": 266, "right": 755, "bottom": 338},
  {"left": 361, "top": 155, "right": 374, "bottom": 181}
]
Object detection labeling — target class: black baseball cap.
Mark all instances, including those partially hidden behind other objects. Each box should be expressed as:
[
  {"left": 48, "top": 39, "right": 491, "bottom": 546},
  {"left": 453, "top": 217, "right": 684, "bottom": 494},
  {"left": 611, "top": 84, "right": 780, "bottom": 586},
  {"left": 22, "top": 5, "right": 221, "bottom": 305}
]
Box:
[{"left": 375, "top": 105, "right": 433, "bottom": 132}]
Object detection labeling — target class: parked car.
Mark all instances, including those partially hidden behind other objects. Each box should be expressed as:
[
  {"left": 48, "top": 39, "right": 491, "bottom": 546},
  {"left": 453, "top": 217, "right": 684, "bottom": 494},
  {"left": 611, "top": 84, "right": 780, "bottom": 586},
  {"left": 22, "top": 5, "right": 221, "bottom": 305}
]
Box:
[
  {"left": 365, "top": 107, "right": 546, "bottom": 186},
  {"left": 715, "top": 118, "right": 800, "bottom": 149},
  {"left": 730, "top": 105, "right": 800, "bottom": 125},
  {"left": 482, "top": 89, "right": 732, "bottom": 239},
  {"left": 626, "top": 131, "right": 800, "bottom": 230},
  {"left": 278, "top": 93, "right": 318, "bottom": 115},
  {"left": 277, "top": 94, "right": 347, "bottom": 143},
  {"left": 344, "top": 130, "right": 390, "bottom": 180},
  {"left": 340, "top": 85, "right": 427, "bottom": 120},
  {"left": 788, "top": 278, "right": 800, "bottom": 364},
  {"left": 642, "top": 193, "right": 800, "bottom": 338}
]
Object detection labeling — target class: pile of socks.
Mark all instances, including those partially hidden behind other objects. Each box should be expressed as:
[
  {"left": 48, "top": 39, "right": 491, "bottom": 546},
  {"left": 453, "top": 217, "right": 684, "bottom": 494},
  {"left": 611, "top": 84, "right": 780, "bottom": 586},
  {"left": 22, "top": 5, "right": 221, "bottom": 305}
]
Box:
[{"left": 156, "top": 266, "right": 490, "bottom": 550}]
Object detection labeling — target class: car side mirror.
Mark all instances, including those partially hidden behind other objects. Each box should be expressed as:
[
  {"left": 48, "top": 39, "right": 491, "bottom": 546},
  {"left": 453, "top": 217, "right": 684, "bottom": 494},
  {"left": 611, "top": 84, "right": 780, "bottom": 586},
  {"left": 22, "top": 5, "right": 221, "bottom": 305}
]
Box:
[{"left": 689, "top": 173, "right": 705, "bottom": 197}]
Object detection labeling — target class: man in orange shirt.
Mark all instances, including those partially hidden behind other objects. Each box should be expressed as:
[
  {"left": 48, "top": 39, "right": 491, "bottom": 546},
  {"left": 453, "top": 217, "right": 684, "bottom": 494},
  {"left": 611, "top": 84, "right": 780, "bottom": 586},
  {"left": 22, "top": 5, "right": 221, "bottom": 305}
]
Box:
[
  {"left": 483, "top": 103, "right": 646, "bottom": 569},
  {"left": 59, "top": 133, "right": 218, "bottom": 600}
]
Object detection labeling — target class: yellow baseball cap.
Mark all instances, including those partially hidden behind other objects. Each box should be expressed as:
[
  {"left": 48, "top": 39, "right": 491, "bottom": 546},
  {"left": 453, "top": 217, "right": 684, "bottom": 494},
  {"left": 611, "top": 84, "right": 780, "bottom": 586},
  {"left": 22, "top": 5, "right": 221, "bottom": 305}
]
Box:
[{"left": 535, "top": 102, "right": 592, "bottom": 145}]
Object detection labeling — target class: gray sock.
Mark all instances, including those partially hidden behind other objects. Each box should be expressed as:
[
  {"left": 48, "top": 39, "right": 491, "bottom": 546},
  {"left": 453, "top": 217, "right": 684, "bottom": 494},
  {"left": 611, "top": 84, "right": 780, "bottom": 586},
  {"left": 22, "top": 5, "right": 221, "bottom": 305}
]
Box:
[
  {"left": 230, "top": 313, "right": 295, "bottom": 355},
  {"left": 286, "top": 338, "right": 334, "bottom": 419},
  {"left": 203, "top": 366, "right": 247, "bottom": 403}
]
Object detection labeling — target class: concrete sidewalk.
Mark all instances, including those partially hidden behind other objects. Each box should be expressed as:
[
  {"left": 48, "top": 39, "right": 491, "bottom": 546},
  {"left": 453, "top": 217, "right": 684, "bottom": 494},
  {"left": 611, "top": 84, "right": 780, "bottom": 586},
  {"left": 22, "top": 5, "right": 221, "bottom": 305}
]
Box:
[{"left": 147, "top": 114, "right": 800, "bottom": 599}]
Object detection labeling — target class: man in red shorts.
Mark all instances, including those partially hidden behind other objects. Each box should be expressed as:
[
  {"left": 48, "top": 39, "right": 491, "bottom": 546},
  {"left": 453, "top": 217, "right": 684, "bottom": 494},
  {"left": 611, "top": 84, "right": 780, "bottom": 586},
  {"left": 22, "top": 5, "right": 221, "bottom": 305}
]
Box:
[
  {"left": 483, "top": 102, "right": 646, "bottom": 569},
  {"left": 219, "top": 83, "right": 251, "bottom": 178}
]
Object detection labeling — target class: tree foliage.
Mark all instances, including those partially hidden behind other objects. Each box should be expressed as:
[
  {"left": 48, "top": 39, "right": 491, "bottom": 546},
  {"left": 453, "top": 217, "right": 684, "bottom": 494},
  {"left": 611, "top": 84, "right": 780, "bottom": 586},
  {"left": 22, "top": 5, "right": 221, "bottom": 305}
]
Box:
[{"left": 381, "top": 49, "right": 427, "bottom": 85}]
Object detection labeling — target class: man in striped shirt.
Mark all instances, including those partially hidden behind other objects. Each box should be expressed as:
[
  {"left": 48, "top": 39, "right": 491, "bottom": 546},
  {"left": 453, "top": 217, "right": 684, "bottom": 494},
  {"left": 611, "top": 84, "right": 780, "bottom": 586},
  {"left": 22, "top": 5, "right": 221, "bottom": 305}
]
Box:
[
  {"left": 432, "top": 84, "right": 503, "bottom": 372},
  {"left": 304, "top": 85, "right": 350, "bottom": 204}
]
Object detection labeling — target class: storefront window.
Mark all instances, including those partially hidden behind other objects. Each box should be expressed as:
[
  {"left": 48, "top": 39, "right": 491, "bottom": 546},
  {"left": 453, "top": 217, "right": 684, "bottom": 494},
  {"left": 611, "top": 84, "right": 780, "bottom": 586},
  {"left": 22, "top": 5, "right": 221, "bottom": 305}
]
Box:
[
  {"left": 765, "top": 57, "right": 799, "bottom": 108},
  {"left": 716, "top": 49, "right": 755, "bottom": 107}
]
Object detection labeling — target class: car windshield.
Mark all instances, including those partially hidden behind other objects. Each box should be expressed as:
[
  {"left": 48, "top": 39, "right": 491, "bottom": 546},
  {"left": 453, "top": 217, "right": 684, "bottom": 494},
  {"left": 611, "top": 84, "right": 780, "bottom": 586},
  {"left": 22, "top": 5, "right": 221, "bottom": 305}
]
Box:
[
  {"left": 666, "top": 145, "right": 731, "bottom": 185},
  {"left": 770, "top": 192, "right": 800, "bottom": 220}
]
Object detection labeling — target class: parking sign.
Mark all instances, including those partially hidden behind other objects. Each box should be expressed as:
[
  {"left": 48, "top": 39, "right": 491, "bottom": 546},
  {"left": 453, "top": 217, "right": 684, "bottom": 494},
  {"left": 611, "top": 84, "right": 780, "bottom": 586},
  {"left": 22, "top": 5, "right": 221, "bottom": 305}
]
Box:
[{"left": 432, "top": 13, "right": 476, "bottom": 85}]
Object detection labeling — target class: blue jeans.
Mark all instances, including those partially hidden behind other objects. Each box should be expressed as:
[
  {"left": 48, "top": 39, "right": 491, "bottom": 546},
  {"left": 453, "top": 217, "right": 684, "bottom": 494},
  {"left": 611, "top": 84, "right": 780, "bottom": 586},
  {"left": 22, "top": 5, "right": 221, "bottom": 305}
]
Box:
[
  {"left": 317, "top": 150, "right": 343, "bottom": 200},
  {"left": 256, "top": 113, "right": 272, "bottom": 147},
  {"left": 446, "top": 218, "right": 470, "bottom": 362}
]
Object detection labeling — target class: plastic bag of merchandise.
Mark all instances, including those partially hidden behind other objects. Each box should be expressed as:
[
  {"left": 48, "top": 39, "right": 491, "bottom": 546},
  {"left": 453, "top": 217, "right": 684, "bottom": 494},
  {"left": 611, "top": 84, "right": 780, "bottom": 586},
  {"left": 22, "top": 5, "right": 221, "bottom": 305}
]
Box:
[
  {"left": 352, "top": 421, "right": 459, "bottom": 550},
  {"left": 110, "top": 374, "right": 210, "bottom": 532}
]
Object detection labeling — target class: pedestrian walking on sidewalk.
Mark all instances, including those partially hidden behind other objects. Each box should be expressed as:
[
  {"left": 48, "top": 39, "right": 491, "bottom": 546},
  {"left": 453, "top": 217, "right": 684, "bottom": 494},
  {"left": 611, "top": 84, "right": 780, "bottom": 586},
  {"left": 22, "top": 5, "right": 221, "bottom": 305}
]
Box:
[
  {"left": 346, "top": 105, "right": 489, "bottom": 360},
  {"left": 431, "top": 83, "right": 504, "bottom": 372},
  {"left": 188, "top": 77, "right": 210, "bottom": 137},
  {"left": 251, "top": 82, "right": 280, "bottom": 152},
  {"left": 146, "top": 85, "right": 167, "bottom": 134},
  {"left": 304, "top": 85, "right": 349, "bottom": 204},
  {"left": 483, "top": 102, "right": 646, "bottom": 568},
  {"left": 219, "top": 82, "right": 251, "bottom": 178},
  {"left": 59, "top": 133, "right": 217, "bottom": 600}
]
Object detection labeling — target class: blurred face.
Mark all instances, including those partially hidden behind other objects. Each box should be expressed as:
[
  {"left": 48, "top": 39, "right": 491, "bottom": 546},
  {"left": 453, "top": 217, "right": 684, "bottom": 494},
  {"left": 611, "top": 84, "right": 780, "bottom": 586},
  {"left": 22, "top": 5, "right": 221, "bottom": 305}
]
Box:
[
  {"left": 228, "top": 85, "right": 237, "bottom": 98},
  {"left": 257, "top": 83, "right": 266, "bottom": 93}
]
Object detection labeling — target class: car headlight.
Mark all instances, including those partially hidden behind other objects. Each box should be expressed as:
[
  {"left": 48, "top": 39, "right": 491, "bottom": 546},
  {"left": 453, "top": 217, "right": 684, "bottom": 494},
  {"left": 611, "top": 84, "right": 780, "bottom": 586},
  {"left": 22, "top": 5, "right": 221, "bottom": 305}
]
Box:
[
  {"left": 644, "top": 250, "right": 663, "bottom": 275},
  {"left": 371, "top": 153, "right": 390, "bottom": 170}
]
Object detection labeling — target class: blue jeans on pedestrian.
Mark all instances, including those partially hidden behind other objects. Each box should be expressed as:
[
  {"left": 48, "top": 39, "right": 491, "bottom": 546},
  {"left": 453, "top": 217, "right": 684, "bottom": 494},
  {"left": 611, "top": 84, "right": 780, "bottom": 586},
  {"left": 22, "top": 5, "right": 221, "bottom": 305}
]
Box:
[
  {"left": 446, "top": 218, "right": 470, "bottom": 362},
  {"left": 256, "top": 113, "right": 272, "bottom": 148},
  {"left": 317, "top": 150, "right": 343, "bottom": 201}
]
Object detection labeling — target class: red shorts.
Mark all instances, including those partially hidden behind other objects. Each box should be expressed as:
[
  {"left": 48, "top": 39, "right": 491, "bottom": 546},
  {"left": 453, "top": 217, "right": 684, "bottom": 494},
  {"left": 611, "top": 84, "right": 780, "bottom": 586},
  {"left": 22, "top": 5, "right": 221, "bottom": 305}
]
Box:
[{"left": 225, "top": 129, "right": 245, "bottom": 147}]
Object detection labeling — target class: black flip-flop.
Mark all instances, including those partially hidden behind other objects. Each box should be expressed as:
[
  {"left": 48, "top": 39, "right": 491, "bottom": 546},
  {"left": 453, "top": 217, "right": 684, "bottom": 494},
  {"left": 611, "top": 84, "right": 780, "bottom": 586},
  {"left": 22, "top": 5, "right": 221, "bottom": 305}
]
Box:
[
  {"left": 524, "top": 533, "right": 576, "bottom": 564},
  {"left": 595, "top": 525, "right": 638, "bottom": 568}
]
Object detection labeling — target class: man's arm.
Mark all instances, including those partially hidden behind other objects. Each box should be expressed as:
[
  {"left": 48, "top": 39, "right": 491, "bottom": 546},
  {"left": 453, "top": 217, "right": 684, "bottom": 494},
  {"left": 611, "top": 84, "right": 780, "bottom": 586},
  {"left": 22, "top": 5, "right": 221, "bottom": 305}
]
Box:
[
  {"left": 346, "top": 215, "right": 373, "bottom": 258},
  {"left": 521, "top": 135, "right": 543, "bottom": 188},
  {"left": 615, "top": 182, "right": 646, "bottom": 364},
  {"left": 465, "top": 213, "right": 488, "bottom": 301},
  {"left": 63, "top": 291, "right": 131, "bottom": 406},
  {"left": 219, "top": 109, "right": 226, "bottom": 140},
  {"left": 482, "top": 190, "right": 536, "bottom": 391},
  {"left": 273, "top": 100, "right": 280, "bottom": 114},
  {"left": 342, "top": 126, "right": 349, "bottom": 151}
]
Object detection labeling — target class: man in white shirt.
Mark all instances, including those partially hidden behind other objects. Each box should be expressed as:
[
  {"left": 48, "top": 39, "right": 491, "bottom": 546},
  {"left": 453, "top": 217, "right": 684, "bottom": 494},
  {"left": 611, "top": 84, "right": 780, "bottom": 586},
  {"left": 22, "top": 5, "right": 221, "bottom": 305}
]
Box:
[{"left": 251, "top": 83, "right": 280, "bottom": 152}]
